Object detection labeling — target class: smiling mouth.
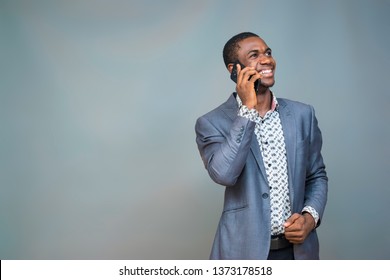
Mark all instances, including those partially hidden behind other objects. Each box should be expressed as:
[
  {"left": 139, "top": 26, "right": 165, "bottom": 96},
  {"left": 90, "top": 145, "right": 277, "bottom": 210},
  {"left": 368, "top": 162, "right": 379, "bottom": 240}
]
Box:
[{"left": 260, "top": 69, "right": 273, "bottom": 75}]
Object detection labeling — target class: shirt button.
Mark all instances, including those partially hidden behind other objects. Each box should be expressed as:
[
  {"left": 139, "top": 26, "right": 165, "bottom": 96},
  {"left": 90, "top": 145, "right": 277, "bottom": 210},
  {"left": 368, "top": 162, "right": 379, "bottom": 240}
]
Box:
[{"left": 262, "top": 193, "right": 269, "bottom": 199}]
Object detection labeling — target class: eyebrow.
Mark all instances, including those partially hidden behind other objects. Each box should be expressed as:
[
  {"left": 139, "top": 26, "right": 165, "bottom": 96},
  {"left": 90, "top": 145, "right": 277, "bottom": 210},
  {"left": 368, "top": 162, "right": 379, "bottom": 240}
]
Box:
[{"left": 246, "top": 47, "right": 272, "bottom": 56}]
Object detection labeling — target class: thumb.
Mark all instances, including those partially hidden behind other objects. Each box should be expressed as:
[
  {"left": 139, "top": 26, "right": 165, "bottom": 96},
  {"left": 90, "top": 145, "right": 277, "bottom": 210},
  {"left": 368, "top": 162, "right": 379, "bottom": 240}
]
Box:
[{"left": 284, "top": 213, "right": 301, "bottom": 228}]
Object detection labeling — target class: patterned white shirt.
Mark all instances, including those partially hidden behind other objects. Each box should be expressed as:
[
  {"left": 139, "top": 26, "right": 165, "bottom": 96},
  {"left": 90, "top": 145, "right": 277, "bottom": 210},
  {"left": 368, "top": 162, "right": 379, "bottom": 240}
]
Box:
[{"left": 236, "top": 93, "right": 319, "bottom": 235}]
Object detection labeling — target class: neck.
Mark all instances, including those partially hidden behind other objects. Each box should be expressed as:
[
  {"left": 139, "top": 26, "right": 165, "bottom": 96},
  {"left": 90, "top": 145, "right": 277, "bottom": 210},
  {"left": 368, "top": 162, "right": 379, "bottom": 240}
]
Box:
[{"left": 255, "top": 88, "right": 272, "bottom": 117}]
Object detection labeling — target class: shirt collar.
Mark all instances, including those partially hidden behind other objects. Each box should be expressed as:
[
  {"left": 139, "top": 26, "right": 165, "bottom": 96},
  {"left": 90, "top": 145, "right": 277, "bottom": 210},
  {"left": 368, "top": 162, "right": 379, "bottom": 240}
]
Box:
[{"left": 235, "top": 92, "right": 279, "bottom": 112}]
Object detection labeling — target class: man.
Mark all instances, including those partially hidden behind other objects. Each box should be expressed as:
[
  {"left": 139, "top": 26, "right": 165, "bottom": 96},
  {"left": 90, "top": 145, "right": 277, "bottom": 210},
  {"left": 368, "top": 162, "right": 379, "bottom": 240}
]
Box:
[{"left": 195, "top": 32, "right": 328, "bottom": 260}]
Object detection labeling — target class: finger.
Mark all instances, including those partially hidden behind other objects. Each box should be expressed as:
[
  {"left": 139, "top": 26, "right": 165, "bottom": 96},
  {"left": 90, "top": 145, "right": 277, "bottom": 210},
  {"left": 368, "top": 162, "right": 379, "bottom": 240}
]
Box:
[
  {"left": 286, "top": 236, "right": 305, "bottom": 244},
  {"left": 285, "top": 226, "right": 305, "bottom": 238},
  {"left": 238, "top": 69, "right": 258, "bottom": 88},
  {"left": 249, "top": 72, "right": 262, "bottom": 83},
  {"left": 284, "top": 213, "right": 301, "bottom": 228},
  {"left": 285, "top": 228, "right": 307, "bottom": 243},
  {"left": 237, "top": 66, "right": 255, "bottom": 85},
  {"left": 241, "top": 68, "right": 257, "bottom": 80},
  {"left": 285, "top": 223, "right": 303, "bottom": 233},
  {"left": 236, "top": 64, "right": 243, "bottom": 84}
]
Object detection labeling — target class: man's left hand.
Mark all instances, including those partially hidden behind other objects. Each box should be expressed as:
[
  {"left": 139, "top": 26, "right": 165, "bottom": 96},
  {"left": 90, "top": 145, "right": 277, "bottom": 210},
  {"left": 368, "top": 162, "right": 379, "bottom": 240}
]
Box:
[{"left": 283, "top": 213, "right": 315, "bottom": 244}]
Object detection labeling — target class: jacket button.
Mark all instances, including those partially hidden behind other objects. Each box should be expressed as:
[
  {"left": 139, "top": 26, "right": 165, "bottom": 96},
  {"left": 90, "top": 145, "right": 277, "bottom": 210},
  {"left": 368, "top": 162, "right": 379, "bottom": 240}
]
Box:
[{"left": 262, "top": 193, "right": 269, "bottom": 199}]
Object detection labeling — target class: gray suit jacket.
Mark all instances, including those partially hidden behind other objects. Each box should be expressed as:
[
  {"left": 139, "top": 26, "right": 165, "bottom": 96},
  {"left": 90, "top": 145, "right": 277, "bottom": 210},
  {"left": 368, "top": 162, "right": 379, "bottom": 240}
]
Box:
[{"left": 195, "top": 93, "right": 328, "bottom": 260}]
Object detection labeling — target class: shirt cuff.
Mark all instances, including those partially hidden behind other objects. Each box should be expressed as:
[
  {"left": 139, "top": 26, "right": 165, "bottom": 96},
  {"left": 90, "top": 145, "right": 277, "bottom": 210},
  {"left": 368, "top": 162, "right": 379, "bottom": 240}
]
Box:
[
  {"left": 238, "top": 105, "right": 259, "bottom": 122},
  {"left": 302, "top": 206, "right": 319, "bottom": 227}
]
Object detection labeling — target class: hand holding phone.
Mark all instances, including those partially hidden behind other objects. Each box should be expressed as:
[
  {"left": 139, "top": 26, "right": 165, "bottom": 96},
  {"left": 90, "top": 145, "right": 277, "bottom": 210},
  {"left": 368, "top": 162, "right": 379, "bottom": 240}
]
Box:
[{"left": 230, "top": 61, "right": 260, "bottom": 93}]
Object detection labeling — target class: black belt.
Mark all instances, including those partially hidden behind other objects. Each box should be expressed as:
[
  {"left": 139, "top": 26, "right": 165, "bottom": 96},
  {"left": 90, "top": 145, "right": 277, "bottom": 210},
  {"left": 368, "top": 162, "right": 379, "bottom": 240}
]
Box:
[{"left": 270, "top": 234, "right": 292, "bottom": 250}]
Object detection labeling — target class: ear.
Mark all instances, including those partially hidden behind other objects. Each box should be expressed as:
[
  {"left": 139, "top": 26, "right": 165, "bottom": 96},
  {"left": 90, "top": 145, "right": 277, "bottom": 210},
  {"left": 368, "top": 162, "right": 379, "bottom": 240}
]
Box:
[{"left": 227, "top": 63, "right": 234, "bottom": 74}]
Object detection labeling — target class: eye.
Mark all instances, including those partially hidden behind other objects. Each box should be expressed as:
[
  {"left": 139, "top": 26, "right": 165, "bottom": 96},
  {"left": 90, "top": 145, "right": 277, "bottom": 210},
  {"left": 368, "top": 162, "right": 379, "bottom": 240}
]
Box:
[{"left": 265, "top": 49, "right": 272, "bottom": 56}]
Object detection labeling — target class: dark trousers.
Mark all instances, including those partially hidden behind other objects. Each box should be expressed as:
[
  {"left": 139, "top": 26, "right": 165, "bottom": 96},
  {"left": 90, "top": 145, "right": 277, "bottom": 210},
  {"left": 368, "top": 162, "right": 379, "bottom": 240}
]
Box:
[{"left": 267, "top": 246, "right": 294, "bottom": 260}]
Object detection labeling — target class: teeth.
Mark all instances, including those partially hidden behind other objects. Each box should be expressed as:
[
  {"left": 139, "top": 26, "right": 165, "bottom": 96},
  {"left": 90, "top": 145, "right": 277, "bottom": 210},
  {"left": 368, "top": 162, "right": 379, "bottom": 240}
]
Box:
[{"left": 260, "top": 69, "right": 272, "bottom": 74}]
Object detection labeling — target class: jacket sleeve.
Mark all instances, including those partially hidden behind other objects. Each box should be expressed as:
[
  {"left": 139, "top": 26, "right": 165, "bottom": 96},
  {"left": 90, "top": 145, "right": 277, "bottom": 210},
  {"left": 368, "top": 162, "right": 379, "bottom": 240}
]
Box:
[
  {"left": 304, "top": 105, "right": 328, "bottom": 226},
  {"left": 195, "top": 114, "right": 255, "bottom": 187}
]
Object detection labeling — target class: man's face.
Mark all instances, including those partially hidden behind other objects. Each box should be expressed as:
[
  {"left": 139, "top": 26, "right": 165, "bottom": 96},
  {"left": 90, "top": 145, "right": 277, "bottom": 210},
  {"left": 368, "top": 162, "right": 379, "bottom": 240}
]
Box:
[{"left": 236, "top": 36, "right": 276, "bottom": 88}]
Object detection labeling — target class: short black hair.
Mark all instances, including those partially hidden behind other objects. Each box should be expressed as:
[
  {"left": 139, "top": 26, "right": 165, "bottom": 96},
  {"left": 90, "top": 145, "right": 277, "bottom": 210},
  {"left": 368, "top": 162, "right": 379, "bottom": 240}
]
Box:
[{"left": 222, "top": 32, "right": 259, "bottom": 68}]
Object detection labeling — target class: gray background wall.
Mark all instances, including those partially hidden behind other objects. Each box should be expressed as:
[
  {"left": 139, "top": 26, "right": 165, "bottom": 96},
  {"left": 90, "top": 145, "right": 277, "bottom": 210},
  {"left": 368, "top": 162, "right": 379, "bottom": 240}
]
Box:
[{"left": 1, "top": 0, "right": 389, "bottom": 259}]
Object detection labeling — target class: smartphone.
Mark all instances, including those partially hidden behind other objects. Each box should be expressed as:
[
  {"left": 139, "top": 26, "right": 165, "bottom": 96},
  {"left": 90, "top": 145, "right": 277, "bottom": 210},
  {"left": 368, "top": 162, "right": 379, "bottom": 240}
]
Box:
[{"left": 230, "top": 61, "right": 260, "bottom": 93}]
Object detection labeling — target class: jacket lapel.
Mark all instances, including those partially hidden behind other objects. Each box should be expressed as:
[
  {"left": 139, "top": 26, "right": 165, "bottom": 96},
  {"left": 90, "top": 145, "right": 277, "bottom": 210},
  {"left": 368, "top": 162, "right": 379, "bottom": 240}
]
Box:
[
  {"left": 249, "top": 134, "right": 269, "bottom": 182},
  {"left": 277, "top": 99, "right": 297, "bottom": 207}
]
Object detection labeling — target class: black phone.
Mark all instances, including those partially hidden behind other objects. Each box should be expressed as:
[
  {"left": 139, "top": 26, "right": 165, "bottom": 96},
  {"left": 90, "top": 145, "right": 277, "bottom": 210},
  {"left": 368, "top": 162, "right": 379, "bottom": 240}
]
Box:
[{"left": 230, "top": 61, "right": 260, "bottom": 93}]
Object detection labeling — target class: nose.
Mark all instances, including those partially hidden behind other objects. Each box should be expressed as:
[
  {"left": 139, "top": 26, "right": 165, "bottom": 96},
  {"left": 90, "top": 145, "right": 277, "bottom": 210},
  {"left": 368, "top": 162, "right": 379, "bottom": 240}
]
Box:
[{"left": 257, "top": 54, "right": 272, "bottom": 65}]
